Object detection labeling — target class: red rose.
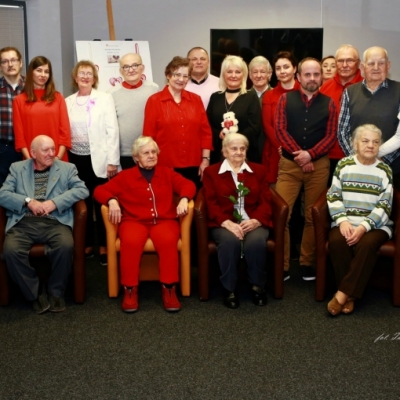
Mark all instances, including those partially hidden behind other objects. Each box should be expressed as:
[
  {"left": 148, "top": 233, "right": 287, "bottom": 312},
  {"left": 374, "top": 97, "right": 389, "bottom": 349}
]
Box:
[{"left": 237, "top": 173, "right": 245, "bottom": 182}]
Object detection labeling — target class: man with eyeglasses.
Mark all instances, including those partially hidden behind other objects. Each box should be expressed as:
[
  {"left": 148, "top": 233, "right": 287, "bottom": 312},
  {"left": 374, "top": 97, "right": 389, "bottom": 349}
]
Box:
[
  {"left": 338, "top": 46, "right": 400, "bottom": 187},
  {"left": 0, "top": 47, "right": 24, "bottom": 187},
  {"left": 110, "top": 53, "right": 158, "bottom": 169},
  {"left": 185, "top": 47, "right": 219, "bottom": 109},
  {"left": 320, "top": 44, "right": 363, "bottom": 180}
]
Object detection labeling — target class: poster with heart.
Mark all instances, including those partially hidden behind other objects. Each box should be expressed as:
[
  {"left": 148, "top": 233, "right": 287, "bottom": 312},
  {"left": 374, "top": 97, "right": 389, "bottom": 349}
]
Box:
[{"left": 75, "top": 41, "right": 154, "bottom": 92}]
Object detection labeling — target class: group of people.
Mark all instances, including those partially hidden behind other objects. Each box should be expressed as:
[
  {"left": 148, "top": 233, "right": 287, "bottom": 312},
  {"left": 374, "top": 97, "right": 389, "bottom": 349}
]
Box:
[{"left": 0, "top": 43, "right": 398, "bottom": 316}]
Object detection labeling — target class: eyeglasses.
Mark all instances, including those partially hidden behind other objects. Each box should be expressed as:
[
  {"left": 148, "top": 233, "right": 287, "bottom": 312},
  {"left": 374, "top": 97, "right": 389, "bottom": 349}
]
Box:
[
  {"left": 336, "top": 59, "right": 358, "bottom": 66},
  {"left": 122, "top": 64, "right": 142, "bottom": 71},
  {"left": 0, "top": 58, "right": 20, "bottom": 66},
  {"left": 78, "top": 72, "right": 94, "bottom": 78},
  {"left": 172, "top": 73, "right": 189, "bottom": 80}
]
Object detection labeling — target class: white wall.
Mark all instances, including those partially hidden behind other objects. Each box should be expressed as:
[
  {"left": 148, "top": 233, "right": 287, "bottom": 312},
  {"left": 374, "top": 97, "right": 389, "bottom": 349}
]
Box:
[{"left": 26, "top": 0, "right": 400, "bottom": 93}]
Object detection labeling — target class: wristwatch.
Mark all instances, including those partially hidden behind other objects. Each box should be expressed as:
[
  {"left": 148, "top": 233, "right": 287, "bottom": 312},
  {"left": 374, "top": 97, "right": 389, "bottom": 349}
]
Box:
[{"left": 24, "top": 197, "right": 31, "bottom": 206}]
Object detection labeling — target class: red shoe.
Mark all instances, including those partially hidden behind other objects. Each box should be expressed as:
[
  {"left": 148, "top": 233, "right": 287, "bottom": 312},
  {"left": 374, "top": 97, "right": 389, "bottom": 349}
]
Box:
[
  {"left": 161, "top": 284, "right": 181, "bottom": 312},
  {"left": 122, "top": 286, "right": 138, "bottom": 313}
]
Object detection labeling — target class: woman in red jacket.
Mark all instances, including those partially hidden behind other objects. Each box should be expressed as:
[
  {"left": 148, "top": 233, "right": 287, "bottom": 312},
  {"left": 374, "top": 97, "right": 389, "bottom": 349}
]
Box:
[
  {"left": 261, "top": 51, "right": 300, "bottom": 186},
  {"left": 94, "top": 136, "right": 196, "bottom": 313},
  {"left": 202, "top": 133, "right": 272, "bottom": 309},
  {"left": 13, "top": 56, "right": 70, "bottom": 161},
  {"left": 143, "top": 56, "right": 212, "bottom": 190}
]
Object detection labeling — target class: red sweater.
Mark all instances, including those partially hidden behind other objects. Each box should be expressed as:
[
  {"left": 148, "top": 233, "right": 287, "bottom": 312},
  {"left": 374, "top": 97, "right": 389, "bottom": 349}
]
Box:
[
  {"left": 13, "top": 90, "right": 71, "bottom": 160},
  {"left": 143, "top": 86, "right": 212, "bottom": 168},
  {"left": 261, "top": 81, "right": 300, "bottom": 183},
  {"left": 319, "top": 69, "right": 363, "bottom": 159},
  {"left": 202, "top": 162, "right": 272, "bottom": 228},
  {"left": 94, "top": 165, "right": 196, "bottom": 225}
]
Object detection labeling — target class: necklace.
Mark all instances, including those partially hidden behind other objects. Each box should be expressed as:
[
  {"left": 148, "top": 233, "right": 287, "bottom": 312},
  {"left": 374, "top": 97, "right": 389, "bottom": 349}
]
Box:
[
  {"left": 225, "top": 92, "right": 240, "bottom": 112},
  {"left": 76, "top": 95, "right": 90, "bottom": 106},
  {"left": 226, "top": 87, "right": 241, "bottom": 93}
]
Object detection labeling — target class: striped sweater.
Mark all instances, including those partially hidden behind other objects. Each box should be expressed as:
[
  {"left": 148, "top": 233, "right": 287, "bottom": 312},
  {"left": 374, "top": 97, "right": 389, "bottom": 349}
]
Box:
[{"left": 327, "top": 155, "right": 393, "bottom": 237}]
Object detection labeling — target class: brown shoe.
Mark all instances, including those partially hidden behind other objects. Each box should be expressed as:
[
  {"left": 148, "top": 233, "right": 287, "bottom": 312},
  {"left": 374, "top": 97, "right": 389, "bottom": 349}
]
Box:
[
  {"left": 161, "top": 284, "right": 181, "bottom": 312},
  {"left": 327, "top": 296, "right": 344, "bottom": 316},
  {"left": 122, "top": 286, "right": 138, "bottom": 313},
  {"left": 342, "top": 298, "right": 355, "bottom": 314}
]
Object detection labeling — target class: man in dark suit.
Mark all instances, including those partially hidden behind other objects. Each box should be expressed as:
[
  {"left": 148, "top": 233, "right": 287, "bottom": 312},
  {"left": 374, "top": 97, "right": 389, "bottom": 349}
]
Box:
[{"left": 0, "top": 135, "right": 89, "bottom": 313}]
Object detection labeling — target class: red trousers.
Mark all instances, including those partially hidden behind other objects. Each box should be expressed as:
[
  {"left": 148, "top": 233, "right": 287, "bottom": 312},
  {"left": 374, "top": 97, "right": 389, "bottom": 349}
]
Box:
[{"left": 118, "top": 219, "right": 180, "bottom": 286}]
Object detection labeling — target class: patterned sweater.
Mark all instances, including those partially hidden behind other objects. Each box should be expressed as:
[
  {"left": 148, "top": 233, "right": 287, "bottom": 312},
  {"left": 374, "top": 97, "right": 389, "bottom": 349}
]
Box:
[{"left": 327, "top": 155, "right": 393, "bottom": 237}]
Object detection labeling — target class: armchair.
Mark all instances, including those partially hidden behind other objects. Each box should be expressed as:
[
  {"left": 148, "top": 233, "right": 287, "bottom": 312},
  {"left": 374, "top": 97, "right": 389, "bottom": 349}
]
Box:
[
  {"left": 101, "top": 199, "right": 194, "bottom": 298},
  {"left": 194, "top": 187, "right": 288, "bottom": 300},
  {"left": 0, "top": 199, "right": 88, "bottom": 305},
  {"left": 312, "top": 188, "right": 400, "bottom": 306}
]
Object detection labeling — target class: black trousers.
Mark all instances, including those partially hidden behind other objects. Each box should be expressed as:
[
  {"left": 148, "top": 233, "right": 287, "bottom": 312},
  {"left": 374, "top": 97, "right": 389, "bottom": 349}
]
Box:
[{"left": 211, "top": 226, "right": 270, "bottom": 292}]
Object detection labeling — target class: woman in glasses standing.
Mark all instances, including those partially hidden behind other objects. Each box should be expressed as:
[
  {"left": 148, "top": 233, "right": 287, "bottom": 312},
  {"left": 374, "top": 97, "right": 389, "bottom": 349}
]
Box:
[
  {"left": 65, "top": 60, "right": 119, "bottom": 264},
  {"left": 143, "top": 56, "right": 212, "bottom": 189}
]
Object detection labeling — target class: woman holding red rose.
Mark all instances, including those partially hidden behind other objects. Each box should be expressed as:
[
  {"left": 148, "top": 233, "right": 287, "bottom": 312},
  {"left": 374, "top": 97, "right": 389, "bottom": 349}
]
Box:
[{"left": 202, "top": 133, "right": 273, "bottom": 308}]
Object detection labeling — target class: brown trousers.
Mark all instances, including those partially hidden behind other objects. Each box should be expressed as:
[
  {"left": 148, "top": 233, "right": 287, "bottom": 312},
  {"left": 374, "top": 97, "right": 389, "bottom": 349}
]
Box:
[{"left": 328, "top": 227, "right": 389, "bottom": 298}]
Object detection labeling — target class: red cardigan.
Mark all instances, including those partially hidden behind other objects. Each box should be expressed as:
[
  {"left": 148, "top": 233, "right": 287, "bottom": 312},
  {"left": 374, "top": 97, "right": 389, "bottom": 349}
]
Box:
[
  {"left": 202, "top": 161, "right": 272, "bottom": 228},
  {"left": 261, "top": 81, "right": 300, "bottom": 183},
  {"left": 143, "top": 86, "right": 212, "bottom": 168},
  {"left": 13, "top": 90, "right": 71, "bottom": 160},
  {"left": 94, "top": 166, "right": 196, "bottom": 225},
  {"left": 319, "top": 69, "right": 363, "bottom": 159}
]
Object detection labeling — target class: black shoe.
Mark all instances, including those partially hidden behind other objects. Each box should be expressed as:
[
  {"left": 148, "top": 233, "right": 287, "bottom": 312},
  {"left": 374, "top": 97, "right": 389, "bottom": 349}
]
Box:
[
  {"left": 49, "top": 296, "right": 66, "bottom": 312},
  {"left": 85, "top": 251, "right": 94, "bottom": 259},
  {"left": 251, "top": 285, "right": 267, "bottom": 306},
  {"left": 284, "top": 271, "right": 290, "bottom": 281},
  {"left": 32, "top": 292, "right": 50, "bottom": 314},
  {"left": 222, "top": 287, "right": 240, "bottom": 309},
  {"left": 100, "top": 254, "right": 108, "bottom": 266},
  {"left": 301, "top": 265, "right": 315, "bottom": 281}
]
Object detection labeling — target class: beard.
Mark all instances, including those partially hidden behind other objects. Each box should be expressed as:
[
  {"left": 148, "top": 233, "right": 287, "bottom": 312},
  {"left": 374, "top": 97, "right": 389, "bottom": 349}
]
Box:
[{"left": 301, "top": 81, "right": 320, "bottom": 93}]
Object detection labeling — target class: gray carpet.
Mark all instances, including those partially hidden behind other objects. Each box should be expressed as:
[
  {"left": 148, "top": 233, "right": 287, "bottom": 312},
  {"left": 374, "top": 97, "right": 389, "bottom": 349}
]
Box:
[{"left": 0, "top": 256, "right": 399, "bottom": 400}]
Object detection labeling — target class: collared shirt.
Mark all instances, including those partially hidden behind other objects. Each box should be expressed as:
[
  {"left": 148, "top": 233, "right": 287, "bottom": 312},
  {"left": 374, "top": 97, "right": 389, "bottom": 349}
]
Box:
[
  {"left": 218, "top": 158, "right": 253, "bottom": 220},
  {"left": 190, "top": 75, "right": 208, "bottom": 85},
  {"left": 122, "top": 80, "right": 143, "bottom": 89},
  {"left": 0, "top": 76, "right": 25, "bottom": 142},
  {"left": 275, "top": 90, "right": 337, "bottom": 160},
  {"left": 338, "top": 79, "right": 400, "bottom": 160}
]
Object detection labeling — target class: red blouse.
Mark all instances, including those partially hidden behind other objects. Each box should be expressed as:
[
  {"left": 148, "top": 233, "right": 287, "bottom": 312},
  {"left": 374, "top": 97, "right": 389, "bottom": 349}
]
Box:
[
  {"left": 143, "top": 86, "right": 212, "bottom": 168},
  {"left": 13, "top": 90, "right": 71, "bottom": 160}
]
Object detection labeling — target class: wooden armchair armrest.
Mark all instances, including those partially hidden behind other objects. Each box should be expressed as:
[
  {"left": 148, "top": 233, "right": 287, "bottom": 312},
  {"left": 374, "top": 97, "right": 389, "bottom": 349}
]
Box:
[
  {"left": 0, "top": 207, "right": 8, "bottom": 305},
  {"left": 269, "top": 188, "right": 289, "bottom": 298},
  {"left": 391, "top": 189, "right": 400, "bottom": 306},
  {"left": 101, "top": 204, "right": 120, "bottom": 297},
  {"left": 311, "top": 188, "right": 329, "bottom": 301},
  {"left": 179, "top": 200, "right": 194, "bottom": 296},
  {"left": 72, "top": 199, "right": 88, "bottom": 303}
]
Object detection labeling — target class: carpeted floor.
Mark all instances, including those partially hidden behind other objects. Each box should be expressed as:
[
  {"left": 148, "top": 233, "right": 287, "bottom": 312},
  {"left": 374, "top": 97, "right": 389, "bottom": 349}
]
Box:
[{"left": 0, "top": 256, "right": 399, "bottom": 400}]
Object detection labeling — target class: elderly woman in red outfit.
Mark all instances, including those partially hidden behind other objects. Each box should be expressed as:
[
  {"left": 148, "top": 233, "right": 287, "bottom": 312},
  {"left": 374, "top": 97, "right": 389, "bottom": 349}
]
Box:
[
  {"left": 94, "top": 136, "right": 196, "bottom": 313},
  {"left": 13, "top": 56, "right": 70, "bottom": 161},
  {"left": 262, "top": 51, "right": 300, "bottom": 186},
  {"left": 143, "top": 56, "right": 212, "bottom": 190},
  {"left": 202, "top": 133, "right": 272, "bottom": 309}
]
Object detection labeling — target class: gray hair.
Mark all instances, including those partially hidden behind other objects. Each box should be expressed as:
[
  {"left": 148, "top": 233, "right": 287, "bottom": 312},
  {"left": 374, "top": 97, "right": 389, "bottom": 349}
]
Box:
[
  {"left": 352, "top": 124, "right": 382, "bottom": 151},
  {"left": 249, "top": 56, "right": 272, "bottom": 73},
  {"left": 335, "top": 44, "right": 360, "bottom": 60},
  {"left": 219, "top": 55, "right": 248, "bottom": 95},
  {"left": 362, "top": 46, "right": 388, "bottom": 63},
  {"left": 132, "top": 136, "right": 160, "bottom": 159},
  {"left": 222, "top": 133, "right": 249, "bottom": 150}
]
